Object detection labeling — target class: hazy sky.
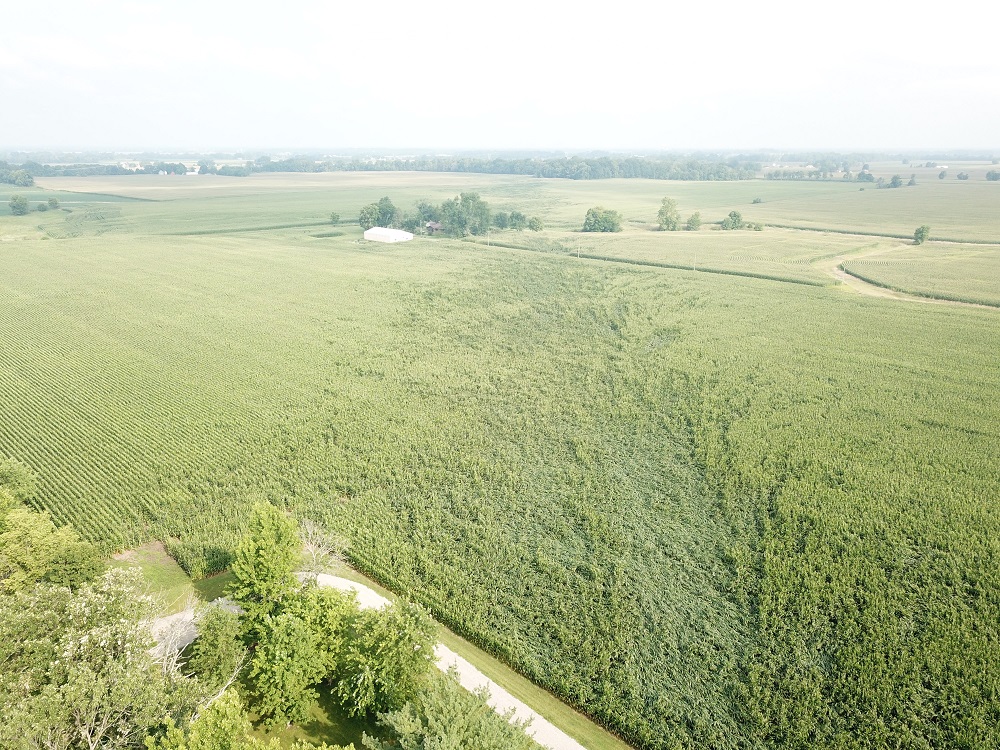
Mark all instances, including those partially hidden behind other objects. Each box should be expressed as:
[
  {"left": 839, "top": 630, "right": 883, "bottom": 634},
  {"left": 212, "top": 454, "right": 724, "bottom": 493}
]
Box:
[{"left": 3, "top": 0, "right": 998, "bottom": 152}]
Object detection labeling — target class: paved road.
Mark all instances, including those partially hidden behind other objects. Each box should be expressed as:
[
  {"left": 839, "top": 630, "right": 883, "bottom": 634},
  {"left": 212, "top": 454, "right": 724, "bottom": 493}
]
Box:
[{"left": 150, "top": 575, "right": 586, "bottom": 750}]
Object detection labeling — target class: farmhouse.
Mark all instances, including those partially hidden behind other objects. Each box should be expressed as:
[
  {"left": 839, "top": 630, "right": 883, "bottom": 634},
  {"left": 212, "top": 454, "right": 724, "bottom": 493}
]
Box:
[
  {"left": 363, "top": 227, "right": 414, "bottom": 243},
  {"left": 426, "top": 221, "right": 444, "bottom": 234}
]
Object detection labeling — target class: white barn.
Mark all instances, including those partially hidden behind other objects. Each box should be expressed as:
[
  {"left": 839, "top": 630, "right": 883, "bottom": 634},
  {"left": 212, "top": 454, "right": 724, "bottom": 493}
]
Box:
[{"left": 363, "top": 227, "right": 413, "bottom": 243}]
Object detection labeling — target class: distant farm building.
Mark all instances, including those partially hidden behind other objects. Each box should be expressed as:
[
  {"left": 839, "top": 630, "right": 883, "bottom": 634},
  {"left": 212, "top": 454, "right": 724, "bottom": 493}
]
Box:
[
  {"left": 425, "top": 221, "right": 443, "bottom": 234},
  {"left": 363, "top": 227, "right": 414, "bottom": 243}
]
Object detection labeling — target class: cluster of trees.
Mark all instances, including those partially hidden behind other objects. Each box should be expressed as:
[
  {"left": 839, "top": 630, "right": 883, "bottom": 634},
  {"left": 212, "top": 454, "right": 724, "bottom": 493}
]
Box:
[
  {"left": 225, "top": 505, "right": 437, "bottom": 727},
  {"left": 987, "top": 170, "right": 1000, "bottom": 181},
  {"left": 868, "top": 174, "right": 914, "bottom": 189},
  {"left": 766, "top": 168, "right": 841, "bottom": 180},
  {"left": 656, "top": 198, "right": 703, "bottom": 231},
  {"left": 769, "top": 166, "right": 997, "bottom": 185},
  {"left": 139, "top": 162, "right": 188, "bottom": 175},
  {"left": 358, "top": 194, "right": 542, "bottom": 236},
  {"left": 8, "top": 195, "right": 59, "bottom": 215},
  {"left": 582, "top": 207, "right": 623, "bottom": 232},
  {"left": 0, "top": 163, "right": 34, "bottom": 186},
  {"left": 588, "top": 201, "right": 759, "bottom": 233}
]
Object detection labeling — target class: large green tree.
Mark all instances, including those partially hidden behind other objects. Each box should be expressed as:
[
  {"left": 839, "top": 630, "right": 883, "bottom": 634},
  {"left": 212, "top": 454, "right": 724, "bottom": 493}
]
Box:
[
  {"left": 913, "top": 225, "right": 931, "bottom": 244},
  {"left": 0, "top": 508, "right": 103, "bottom": 592},
  {"left": 358, "top": 204, "right": 379, "bottom": 230},
  {"left": 657, "top": 197, "right": 680, "bottom": 230},
  {"left": 365, "top": 670, "right": 540, "bottom": 750},
  {"left": 248, "top": 611, "right": 324, "bottom": 726},
  {"left": 0, "top": 458, "right": 102, "bottom": 592},
  {"left": 146, "top": 690, "right": 352, "bottom": 750},
  {"left": 336, "top": 601, "right": 436, "bottom": 717},
  {"left": 227, "top": 503, "right": 300, "bottom": 625},
  {"left": 376, "top": 197, "right": 401, "bottom": 228},
  {"left": 0, "top": 569, "right": 204, "bottom": 750},
  {"left": 9, "top": 194, "right": 28, "bottom": 216},
  {"left": 186, "top": 608, "right": 247, "bottom": 692}
]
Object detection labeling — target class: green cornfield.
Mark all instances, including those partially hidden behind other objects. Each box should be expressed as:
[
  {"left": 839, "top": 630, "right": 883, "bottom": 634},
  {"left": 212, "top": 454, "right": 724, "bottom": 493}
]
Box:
[{"left": 1, "top": 173, "right": 999, "bottom": 749}]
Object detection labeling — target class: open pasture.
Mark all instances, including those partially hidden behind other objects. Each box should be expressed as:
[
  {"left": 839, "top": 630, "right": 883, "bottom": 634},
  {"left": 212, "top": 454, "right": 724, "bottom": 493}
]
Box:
[{"left": 1, "top": 174, "right": 999, "bottom": 749}]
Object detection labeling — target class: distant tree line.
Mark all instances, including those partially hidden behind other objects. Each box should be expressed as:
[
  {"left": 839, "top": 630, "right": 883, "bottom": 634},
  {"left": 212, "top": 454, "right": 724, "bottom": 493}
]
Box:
[
  {"left": 319, "top": 156, "right": 760, "bottom": 181},
  {"left": 7, "top": 156, "right": 760, "bottom": 182},
  {"left": 8, "top": 160, "right": 188, "bottom": 177}
]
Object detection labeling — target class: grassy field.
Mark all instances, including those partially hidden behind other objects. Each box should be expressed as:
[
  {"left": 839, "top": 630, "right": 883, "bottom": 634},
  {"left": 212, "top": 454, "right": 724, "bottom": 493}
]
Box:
[
  {"left": 841, "top": 242, "right": 1000, "bottom": 306},
  {"left": 110, "top": 541, "right": 198, "bottom": 614},
  {"left": 27, "top": 170, "right": 1000, "bottom": 243},
  {"left": 2, "top": 174, "right": 999, "bottom": 749}
]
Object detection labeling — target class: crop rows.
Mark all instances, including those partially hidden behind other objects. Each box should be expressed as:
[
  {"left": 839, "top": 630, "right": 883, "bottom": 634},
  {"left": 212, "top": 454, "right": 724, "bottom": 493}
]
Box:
[{"left": 2, "top": 184, "right": 999, "bottom": 749}]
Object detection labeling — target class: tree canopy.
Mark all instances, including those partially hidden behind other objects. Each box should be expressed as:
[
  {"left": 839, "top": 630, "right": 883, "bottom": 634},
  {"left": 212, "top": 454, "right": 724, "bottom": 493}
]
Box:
[
  {"left": 657, "top": 197, "right": 680, "bottom": 230},
  {"left": 720, "top": 210, "right": 744, "bottom": 230},
  {"left": 9, "top": 194, "right": 28, "bottom": 216},
  {"left": 440, "top": 192, "right": 491, "bottom": 236},
  {"left": 914, "top": 225, "right": 931, "bottom": 245},
  {"left": 582, "top": 207, "right": 622, "bottom": 232},
  {"left": 227, "top": 503, "right": 301, "bottom": 624},
  {"left": 0, "top": 569, "right": 205, "bottom": 750}
]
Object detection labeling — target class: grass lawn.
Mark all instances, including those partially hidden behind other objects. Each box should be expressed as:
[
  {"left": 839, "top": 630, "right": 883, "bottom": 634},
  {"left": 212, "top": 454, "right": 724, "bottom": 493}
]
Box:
[
  {"left": 249, "top": 688, "right": 382, "bottom": 749},
  {"left": 110, "top": 541, "right": 196, "bottom": 614}
]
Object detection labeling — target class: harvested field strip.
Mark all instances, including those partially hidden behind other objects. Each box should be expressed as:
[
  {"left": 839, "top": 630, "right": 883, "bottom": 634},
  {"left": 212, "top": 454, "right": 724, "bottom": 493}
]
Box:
[
  {"left": 765, "top": 222, "right": 1000, "bottom": 245},
  {"left": 461, "top": 238, "right": 831, "bottom": 287},
  {"left": 575, "top": 252, "right": 830, "bottom": 286},
  {"left": 161, "top": 221, "right": 331, "bottom": 235},
  {"left": 837, "top": 263, "right": 1000, "bottom": 308}
]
